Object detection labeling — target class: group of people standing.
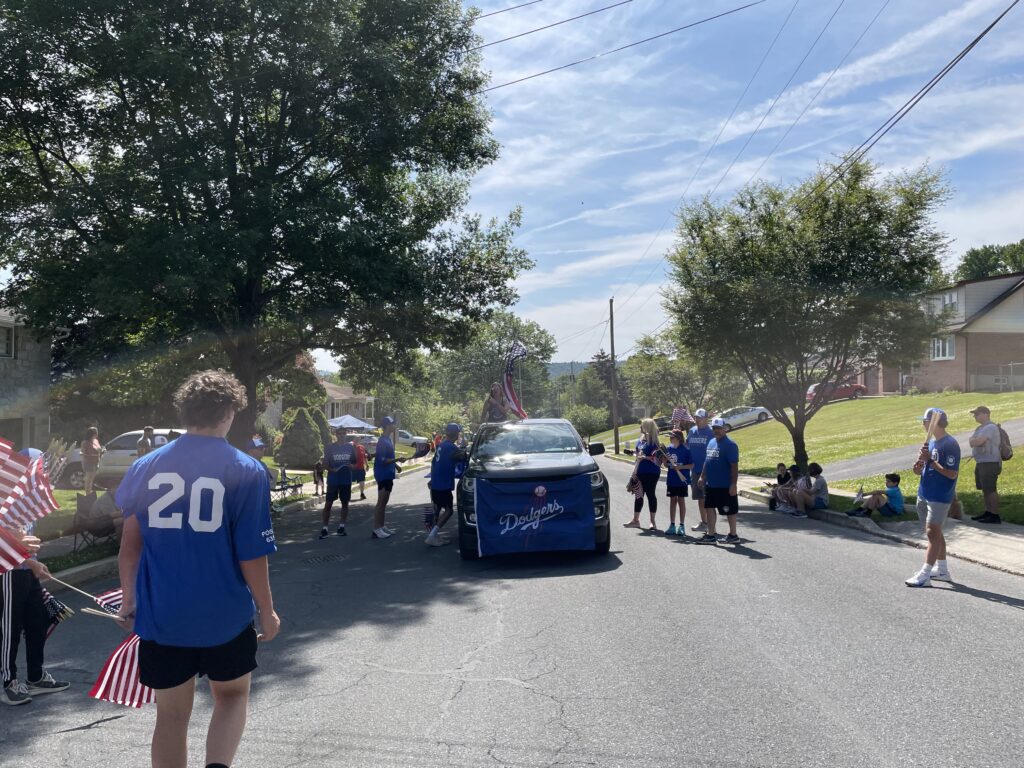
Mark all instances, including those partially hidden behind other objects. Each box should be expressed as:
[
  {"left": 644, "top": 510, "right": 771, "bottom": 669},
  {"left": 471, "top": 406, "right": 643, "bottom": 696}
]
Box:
[{"left": 624, "top": 409, "right": 742, "bottom": 545}]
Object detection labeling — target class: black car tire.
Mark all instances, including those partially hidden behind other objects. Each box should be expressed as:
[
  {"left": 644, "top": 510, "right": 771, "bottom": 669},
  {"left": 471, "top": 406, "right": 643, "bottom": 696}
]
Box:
[
  {"left": 595, "top": 524, "right": 611, "bottom": 555},
  {"left": 757, "top": 412, "right": 768, "bottom": 422},
  {"left": 724, "top": 423, "right": 733, "bottom": 432},
  {"left": 458, "top": 520, "right": 479, "bottom": 561},
  {"left": 62, "top": 463, "right": 85, "bottom": 490}
]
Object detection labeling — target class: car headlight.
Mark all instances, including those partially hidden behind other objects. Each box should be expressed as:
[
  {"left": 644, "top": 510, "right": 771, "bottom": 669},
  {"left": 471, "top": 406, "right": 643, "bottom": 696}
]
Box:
[
  {"left": 594, "top": 504, "right": 607, "bottom": 519},
  {"left": 589, "top": 471, "right": 605, "bottom": 488},
  {"left": 462, "top": 477, "right": 476, "bottom": 494}
]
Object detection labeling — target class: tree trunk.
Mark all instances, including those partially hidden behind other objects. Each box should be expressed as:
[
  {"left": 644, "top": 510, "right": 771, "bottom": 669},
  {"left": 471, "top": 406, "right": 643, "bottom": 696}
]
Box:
[
  {"left": 789, "top": 423, "right": 809, "bottom": 470},
  {"left": 228, "top": 354, "right": 261, "bottom": 450}
]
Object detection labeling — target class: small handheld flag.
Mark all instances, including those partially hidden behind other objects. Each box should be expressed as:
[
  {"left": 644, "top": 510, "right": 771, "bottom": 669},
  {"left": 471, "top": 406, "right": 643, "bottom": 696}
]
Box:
[{"left": 89, "top": 633, "right": 155, "bottom": 708}]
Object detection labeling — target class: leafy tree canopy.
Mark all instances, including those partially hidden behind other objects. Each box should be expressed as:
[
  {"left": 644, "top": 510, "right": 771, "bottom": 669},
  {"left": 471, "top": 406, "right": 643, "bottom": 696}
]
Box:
[
  {"left": 667, "top": 160, "right": 948, "bottom": 466},
  {"left": 0, "top": 0, "right": 529, "bottom": 444},
  {"left": 953, "top": 240, "right": 1024, "bottom": 281},
  {"left": 564, "top": 404, "right": 609, "bottom": 440}
]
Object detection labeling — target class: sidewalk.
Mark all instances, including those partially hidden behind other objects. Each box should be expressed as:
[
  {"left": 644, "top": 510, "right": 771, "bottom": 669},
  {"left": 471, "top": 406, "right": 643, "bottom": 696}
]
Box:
[{"left": 737, "top": 474, "right": 1024, "bottom": 577}]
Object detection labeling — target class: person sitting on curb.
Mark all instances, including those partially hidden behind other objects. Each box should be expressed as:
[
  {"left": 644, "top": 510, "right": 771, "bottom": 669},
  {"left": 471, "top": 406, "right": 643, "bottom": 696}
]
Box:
[
  {"left": 788, "top": 462, "right": 829, "bottom": 518},
  {"left": 849, "top": 473, "right": 904, "bottom": 517},
  {"left": 773, "top": 465, "right": 803, "bottom": 513}
]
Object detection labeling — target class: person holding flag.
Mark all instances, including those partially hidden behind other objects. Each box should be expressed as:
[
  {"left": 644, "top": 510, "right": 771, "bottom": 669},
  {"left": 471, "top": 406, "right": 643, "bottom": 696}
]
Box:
[
  {"left": 424, "top": 423, "right": 468, "bottom": 547},
  {"left": 372, "top": 416, "right": 402, "bottom": 539},
  {"left": 114, "top": 370, "right": 279, "bottom": 768},
  {"left": 905, "top": 408, "right": 960, "bottom": 587},
  {"left": 687, "top": 409, "right": 714, "bottom": 533}
]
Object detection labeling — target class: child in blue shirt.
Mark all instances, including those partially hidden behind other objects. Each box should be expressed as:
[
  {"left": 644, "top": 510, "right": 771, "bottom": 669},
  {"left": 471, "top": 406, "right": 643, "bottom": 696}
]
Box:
[
  {"left": 848, "top": 473, "right": 904, "bottom": 517},
  {"left": 663, "top": 430, "right": 693, "bottom": 536}
]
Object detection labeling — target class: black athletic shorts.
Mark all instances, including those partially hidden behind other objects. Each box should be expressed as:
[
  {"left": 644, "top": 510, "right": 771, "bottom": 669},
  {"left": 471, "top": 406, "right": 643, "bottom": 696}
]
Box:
[
  {"left": 704, "top": 486, "right": 739, "bottom": 516},
  {"left": 139, "top": 624, "right": 258, "bottom": 690},
  {"left": 325, "top": 484, "right": 352, "bottom": 505},
  {"left": 666, "top": 485, "right": 689, "bottom": 498},
  {"left": 377, "top": 479, "right": 394, "bottom": 493},
  {"left": 431, "top": 489, "right": 454, "bottom": 509}
]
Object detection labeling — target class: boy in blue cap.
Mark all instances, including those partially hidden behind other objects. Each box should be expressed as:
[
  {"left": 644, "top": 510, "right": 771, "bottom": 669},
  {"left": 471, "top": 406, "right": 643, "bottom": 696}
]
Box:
[
  {"left": 425, "top": 423, "right": 468, "bottom": 547},
  {"left": 372, "top": 417, "right": 402, "bottom": 539},
  {"left": 906, "top": 408, "right": 960, "bottom": 586}
]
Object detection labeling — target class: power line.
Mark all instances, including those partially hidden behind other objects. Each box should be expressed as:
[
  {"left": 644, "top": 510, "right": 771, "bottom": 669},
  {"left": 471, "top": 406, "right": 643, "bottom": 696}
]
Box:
[
  {"left": 708, "top": 0, "right": 848, "bottom": 198},
  {"left": 555, "top": 319, "right": 607, "bottom": 345},
  {"left": 481, "top": 0, "right": 769, "bottom": 93},
  {"left": 472, "top": 0, "right": 633, "bottom": 51},
  {"left": 612, "top": 0, "right": 800, "bottom": 313},
  {"left": 743, "top": 0, "right": 892, "bottom": 187},
  {"left": 478, "top": 0, "right": 546, "bottom": 20}
]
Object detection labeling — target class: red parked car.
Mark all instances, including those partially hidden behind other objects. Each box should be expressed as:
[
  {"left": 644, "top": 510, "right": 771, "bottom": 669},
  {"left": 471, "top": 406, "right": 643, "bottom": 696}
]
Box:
[{"left": 806, "top": 382, "right": 867, "bottom": 402}]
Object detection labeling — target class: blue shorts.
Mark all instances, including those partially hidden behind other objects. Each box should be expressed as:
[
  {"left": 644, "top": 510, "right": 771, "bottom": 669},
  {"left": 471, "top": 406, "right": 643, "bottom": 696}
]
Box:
[
  {"left": 880, "top": 503, "right": 902, "bottom": 517},
  {"left": 813, "top": 497, "right": 828, "bottom": 510}
]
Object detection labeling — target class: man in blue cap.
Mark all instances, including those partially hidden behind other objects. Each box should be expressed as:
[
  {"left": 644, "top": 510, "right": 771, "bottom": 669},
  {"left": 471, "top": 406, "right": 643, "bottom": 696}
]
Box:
[
  {"left": 906, "top": 407, "right": 960, "bottom": 587},
  {"left": 425, "top": 423, "right": 468, "bottom": 547},
  {"left": 372, "top": 417, "right": 402, "bottom": 539}
]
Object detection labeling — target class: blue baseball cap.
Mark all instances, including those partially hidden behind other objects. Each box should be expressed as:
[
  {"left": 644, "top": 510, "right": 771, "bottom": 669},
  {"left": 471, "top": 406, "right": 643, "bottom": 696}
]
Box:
[
  {"left": 921, "top": 408, "right": 948, "bottom": 426},
  {"left": 380, "top": 416, "right": 395, "bottom": 427},
  {"left": 446, "top": 422, "right": 462, "bottom": 436},
  {"left": 18, "top": 448, "right": 43, "bottom": 460}
]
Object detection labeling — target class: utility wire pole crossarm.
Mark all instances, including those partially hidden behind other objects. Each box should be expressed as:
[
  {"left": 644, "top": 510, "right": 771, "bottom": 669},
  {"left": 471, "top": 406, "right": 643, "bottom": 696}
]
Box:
[{"left": 609, "top": 297, "right": 620, "bottom": 455}]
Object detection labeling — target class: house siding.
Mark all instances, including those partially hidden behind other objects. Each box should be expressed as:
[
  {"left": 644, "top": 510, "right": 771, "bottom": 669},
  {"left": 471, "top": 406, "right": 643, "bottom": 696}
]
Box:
[
  {"left": 0, "top": 320, "right": 51, "bottom": 448},
  {"left": 913, "top": 334, "right": 967, "bottom": 392}
]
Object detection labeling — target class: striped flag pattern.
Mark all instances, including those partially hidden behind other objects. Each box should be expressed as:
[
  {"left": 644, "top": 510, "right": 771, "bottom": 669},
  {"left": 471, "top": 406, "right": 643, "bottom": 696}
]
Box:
[
  {"left": 0, "top": 525, "right": 31, "bottom": 573},
  {"left": 41, "top": 588, "right": 74, "bottom": 639},
  {"left": 89, "top": 633, "right": 155, "bottom": 708},
  {"left": 0, "top": 438, "right": 31, "bottom": 507},
  {"left": 0, "top": 456, "right": 60, "bottom": 528},
  {"left": 89, "top": 588, "right": 156, "bottom": 707},
  {"left": 502, "top": 341, "right": 529, "bottom": 419}
]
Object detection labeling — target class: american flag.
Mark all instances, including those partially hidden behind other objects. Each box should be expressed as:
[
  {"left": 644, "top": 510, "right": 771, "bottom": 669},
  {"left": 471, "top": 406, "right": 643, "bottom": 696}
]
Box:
[
  {"left": 0, "top": 455, "right": 60, "bottom": 528},
  {"left": 89, "top": 588, "right": 155, "bottom": 707},
  {"left": 502, "top": 341, "right": 529, "bottom": 419},
  {"left": 0, "top": 438, "right": 31, "bottom": 507},
  {"left": 671, "top": 406, "right": 694, "bottom": 427},
  {"left": 89, "top": 633, "right": 155, "bottom": 708},
  {"left": 0, "top": 526, "right": 31, "bottom": 574},
  {"left": 41, "top": 588, "right": 74, "bottom": 639}
]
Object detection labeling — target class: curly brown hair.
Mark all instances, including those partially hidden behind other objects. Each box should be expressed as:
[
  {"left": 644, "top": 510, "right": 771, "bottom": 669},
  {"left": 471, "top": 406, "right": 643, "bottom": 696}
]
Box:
[{"left": 173, "top": 370, "right": 248, "bottom": 428}]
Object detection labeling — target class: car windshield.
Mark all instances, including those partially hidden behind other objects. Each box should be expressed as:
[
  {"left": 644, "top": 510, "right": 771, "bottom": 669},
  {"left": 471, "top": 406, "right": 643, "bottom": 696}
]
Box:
[
  {"left": 720, "top": 408, "right": 743, "bottom": 417},
  {"left": 473, "top": 423, "right": 581, "bottom": 459}
]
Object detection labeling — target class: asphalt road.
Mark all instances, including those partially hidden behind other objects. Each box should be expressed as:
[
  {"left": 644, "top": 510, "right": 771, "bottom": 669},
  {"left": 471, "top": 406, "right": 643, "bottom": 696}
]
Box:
[
  {"left": 824, "top": 417, "right": 1024, "bottom": 481},
  {"left": 3, "top": 455, "right": 1023, "bottom": 767}
]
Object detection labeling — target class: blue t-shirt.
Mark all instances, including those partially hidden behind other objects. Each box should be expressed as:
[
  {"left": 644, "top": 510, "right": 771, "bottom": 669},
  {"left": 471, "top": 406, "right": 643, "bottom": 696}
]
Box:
[
  {"left": 884, "top": 486, "right": 904, "bottom": 513},
  {"left": 430, "top": 440, "right": 461, "bottom": 491},
  {"left": 115, "top": 434, "right": 276, "bottom": 647},
  {"left": 663, "top": 444, "right": 692, "bottom": 486},
  {"left": 687, "top": 426, "right": 714, "bottom": 474},
  {"left": 374, "top": 436, "right": 396, "bottom": 481},
  {"left": 918, "top": 434, "right": 960, "bottom": 504},
  {"left": 323, "top": 441, "right": 358, "bottom": 487},
  {"left": 703, "top": 436, "right": 739, "bottom": 489},
  {"left": 635, "top": 440, "right": 662, "bottom": 476}
]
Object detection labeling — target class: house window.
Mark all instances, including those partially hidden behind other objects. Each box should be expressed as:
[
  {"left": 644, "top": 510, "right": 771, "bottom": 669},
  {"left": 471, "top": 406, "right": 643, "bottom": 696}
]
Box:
[
  {"left": 0, "top": 325, "right": 14, "bottom": 358},
  {"left": 942, "top": 291, "right": 958, "bottom": 314},
  {"left": 930, "top": 335, "right": 956, "bottom": 361}
]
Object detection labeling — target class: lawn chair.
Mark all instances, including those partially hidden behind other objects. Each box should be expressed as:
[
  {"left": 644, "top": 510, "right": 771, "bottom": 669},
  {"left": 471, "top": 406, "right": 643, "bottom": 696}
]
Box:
[{"left": 70, "top": 492, "right": 118, "bottom": 553}]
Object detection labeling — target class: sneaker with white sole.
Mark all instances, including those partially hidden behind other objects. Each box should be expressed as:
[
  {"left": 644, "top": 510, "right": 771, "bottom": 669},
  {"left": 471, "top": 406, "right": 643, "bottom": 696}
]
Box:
[
  {"left": 2, "top": 680, "right": 31, "bottom": 706},
  {"left": 372, "top": 528, "right": 392, "bottom": 539},
  {"left": 425, "top": 532, "right": 449, "bottom": 547},
  {"left": 691, "top": 522, "right": 707, "bottom": 532},
  {"left": 26, "top": 672, "right": 69, "bottom": 696},
  {"left": 318, "top": 527, "right": 329, "bottom": 540},
  {"left": 905, "top": 566, "right": 932, "bottom": 587},
  {"left": 930, "top": 566, "right": 953, "bottom": 582}
]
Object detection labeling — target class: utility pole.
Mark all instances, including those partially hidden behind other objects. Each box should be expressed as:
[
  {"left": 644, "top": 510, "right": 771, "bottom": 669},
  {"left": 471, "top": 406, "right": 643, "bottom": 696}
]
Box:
[
  {"left": 570, "top": 361, "right": 576, "bottom": 409},
  {"left": 609, "top": 297, "right": 620, "bottom": 455}
]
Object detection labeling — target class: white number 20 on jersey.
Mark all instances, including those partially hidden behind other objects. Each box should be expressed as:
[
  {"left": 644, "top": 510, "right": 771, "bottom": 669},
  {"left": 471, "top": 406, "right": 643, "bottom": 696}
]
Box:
[{"left": 148, "top": 472, "right": 225, "bottom": 533}]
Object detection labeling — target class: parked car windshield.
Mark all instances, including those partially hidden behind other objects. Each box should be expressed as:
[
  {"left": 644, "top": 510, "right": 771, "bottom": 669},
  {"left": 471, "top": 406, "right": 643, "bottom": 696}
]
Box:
[
  {"left": 720, "top": 407, "right": 747, "bottom": 418},
  {"left": 473, "top": 423, "right": 582, "bottom": 459}
]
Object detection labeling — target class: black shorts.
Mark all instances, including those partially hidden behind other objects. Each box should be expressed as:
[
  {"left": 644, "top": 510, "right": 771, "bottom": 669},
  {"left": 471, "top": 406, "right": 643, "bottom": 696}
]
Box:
[
  {"left": 377, "top": 479, "right": 394, "bottom": 493},
  {"left": 704, "top": 487, "right": 739, "bottom": 516},
  {"left": 431, "top": 489, "right": 454, "bottom": 509},
  {"left": 666, "top": 485, "right": 689, "bottom": 498},
  {"left": 325, "top": 484, "right": 352, "bottom": 505},
  {"left": 139, "top": 624, "right": 258, "bottom": 690},
  {"left": 353, "top": 469, "right": 366, "bottom": 482},
  {"left": 975, "top": 462, "right": 1001, "bottom": 493}
]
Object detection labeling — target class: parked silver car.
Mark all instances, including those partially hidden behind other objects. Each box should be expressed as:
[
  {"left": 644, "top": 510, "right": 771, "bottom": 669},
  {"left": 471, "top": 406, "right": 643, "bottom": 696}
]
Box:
[
  {"left": 58, "top": 428, "right": 183, "bottom": 489},
  {"left": 718, "top": 406, "right": 772, "bottom": 431}
]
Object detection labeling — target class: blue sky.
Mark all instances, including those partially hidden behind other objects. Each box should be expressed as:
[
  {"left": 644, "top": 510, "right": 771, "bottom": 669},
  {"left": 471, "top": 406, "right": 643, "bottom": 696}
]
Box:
[{"left": 448, "top": 0, "right": 1024, "bottom": 367}]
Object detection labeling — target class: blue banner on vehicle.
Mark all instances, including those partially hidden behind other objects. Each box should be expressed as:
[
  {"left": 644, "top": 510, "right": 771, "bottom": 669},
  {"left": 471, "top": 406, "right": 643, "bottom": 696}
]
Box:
[{"left": 475, "top": 474, "right": 595, "bottom": 556}]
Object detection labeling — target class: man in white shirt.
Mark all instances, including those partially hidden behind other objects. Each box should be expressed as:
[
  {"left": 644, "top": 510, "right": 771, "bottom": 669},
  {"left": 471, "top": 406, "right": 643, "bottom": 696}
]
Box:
[{"left": 968, "top": 406, "right": 1002, "bottom": 525}]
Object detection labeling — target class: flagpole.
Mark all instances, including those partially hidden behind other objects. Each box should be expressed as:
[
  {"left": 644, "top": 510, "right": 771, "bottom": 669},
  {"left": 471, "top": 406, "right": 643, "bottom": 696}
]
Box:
[{"left": 46, "top": 575, "right": 101, "bottom": 602}]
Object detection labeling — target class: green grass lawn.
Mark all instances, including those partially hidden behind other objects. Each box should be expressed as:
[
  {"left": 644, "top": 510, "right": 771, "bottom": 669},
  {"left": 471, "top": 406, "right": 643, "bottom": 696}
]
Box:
[{"left": 589, "top": 424, "right": 641, "bottom": 446}]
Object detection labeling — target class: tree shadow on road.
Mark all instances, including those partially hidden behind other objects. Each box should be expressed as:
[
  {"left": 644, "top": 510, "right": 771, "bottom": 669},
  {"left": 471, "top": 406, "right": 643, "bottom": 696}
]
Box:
[{"left": 933, "top": 581, "right": 1024, "bottom": 611}]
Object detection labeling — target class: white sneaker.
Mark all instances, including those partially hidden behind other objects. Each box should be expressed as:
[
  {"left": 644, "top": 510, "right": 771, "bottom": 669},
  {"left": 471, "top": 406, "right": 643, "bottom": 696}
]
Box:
[
  {"left": 930, "top": 565, "right": 953, "bottom": 582},
  {"left": 425, "top": 532, "right": 448, "bottom": 547},
  {"left": 905, "top": 567, "right": 932, "bottom": 587},
  {"left": 691, "top": 522, "right": 707, "bottom": 532},
  {"left": 372, "top": 528, "right": 392, "bottom": 539},
  {"left": 2, "top": 680, "right": 31, "bottom": 706}
]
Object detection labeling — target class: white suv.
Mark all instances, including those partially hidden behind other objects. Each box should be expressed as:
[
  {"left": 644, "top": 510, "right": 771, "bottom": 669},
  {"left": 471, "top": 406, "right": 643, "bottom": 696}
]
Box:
[{"left": 95, "top": 428, "right": 183, "bottom": 487}]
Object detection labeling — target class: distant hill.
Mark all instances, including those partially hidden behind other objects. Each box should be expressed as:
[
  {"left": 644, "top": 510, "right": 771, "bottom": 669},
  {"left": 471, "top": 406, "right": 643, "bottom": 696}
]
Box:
[{"left": 547, "top": 361, "right": 589, "bottom": 379}]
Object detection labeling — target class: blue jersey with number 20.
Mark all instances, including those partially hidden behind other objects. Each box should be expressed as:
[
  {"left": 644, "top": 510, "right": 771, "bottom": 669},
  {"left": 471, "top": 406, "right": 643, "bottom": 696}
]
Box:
[{"left": 115, "top": 434, "right": 277, "bottom": 647}]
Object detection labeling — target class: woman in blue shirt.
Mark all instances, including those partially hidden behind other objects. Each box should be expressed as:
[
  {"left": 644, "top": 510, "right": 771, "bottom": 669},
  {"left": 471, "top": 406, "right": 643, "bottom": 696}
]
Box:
[{"left": 624, "top": 419, "right": 664, "bottom": 531}]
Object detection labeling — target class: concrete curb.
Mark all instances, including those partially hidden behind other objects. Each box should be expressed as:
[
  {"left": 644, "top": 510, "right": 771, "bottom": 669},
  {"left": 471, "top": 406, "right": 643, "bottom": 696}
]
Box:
[{"left": 738, "top": 488, "right": 1024, "bottom": 578}]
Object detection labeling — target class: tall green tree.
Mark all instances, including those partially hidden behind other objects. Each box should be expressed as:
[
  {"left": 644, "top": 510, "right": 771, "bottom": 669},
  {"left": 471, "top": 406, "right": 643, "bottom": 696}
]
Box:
[
  {"left": 0, "top": 0, "right": 529, "bottom": 444},
  {"left": 588, "top": 349, "right": 631, "bottom": 424},
  {"left": 953, "top": 240, "right": 1024, "bottom": 281},
  {"left": 668, "top": 161, "right": 947, "bottom": 467},
  {"left": 565, "top": 404, "right": 609, "bottom": 440}
]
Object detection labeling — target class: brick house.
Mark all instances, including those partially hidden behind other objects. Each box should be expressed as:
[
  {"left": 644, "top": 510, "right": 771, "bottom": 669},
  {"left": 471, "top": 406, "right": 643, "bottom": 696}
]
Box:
[
  {"left": 858, "top": 271, "right": 1024, "bottom": 394},
  {"left": 0, "top": 308, "right": 51, "bottom": 449},
  {"left": 322, "top": 380, "right": 376, "bottom": 423}
]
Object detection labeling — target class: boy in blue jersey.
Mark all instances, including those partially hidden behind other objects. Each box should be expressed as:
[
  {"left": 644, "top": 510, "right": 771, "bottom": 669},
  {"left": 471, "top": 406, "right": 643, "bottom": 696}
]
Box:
[
  {"left": 372, "top": 416, "right": 403, "bottom": 539},
  {"left": 425, "top": 423, "right": 469, "bottom": 547},
  {"left": 696, "top": 418, "right": 741, "bottom": 545},
  {"left": 663, "top": 430, "right": 694, "bottom": 536},
  {"left": 906, "top": 408, "right": 960, "bottom": 587},
  {"left": 115, "top": 370, "right": 279, "bottom": 768},
  {"left": 687, "top": 409, "right": 714, "bottom": 532},
  {"left": 320, "top": 429, "right": 358, "bottom": 539}
]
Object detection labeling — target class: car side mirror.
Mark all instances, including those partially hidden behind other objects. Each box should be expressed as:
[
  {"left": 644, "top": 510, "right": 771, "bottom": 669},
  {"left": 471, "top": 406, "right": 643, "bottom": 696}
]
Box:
[{"left": 588, "top": 442, "right": 606, "bottom": 456}]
